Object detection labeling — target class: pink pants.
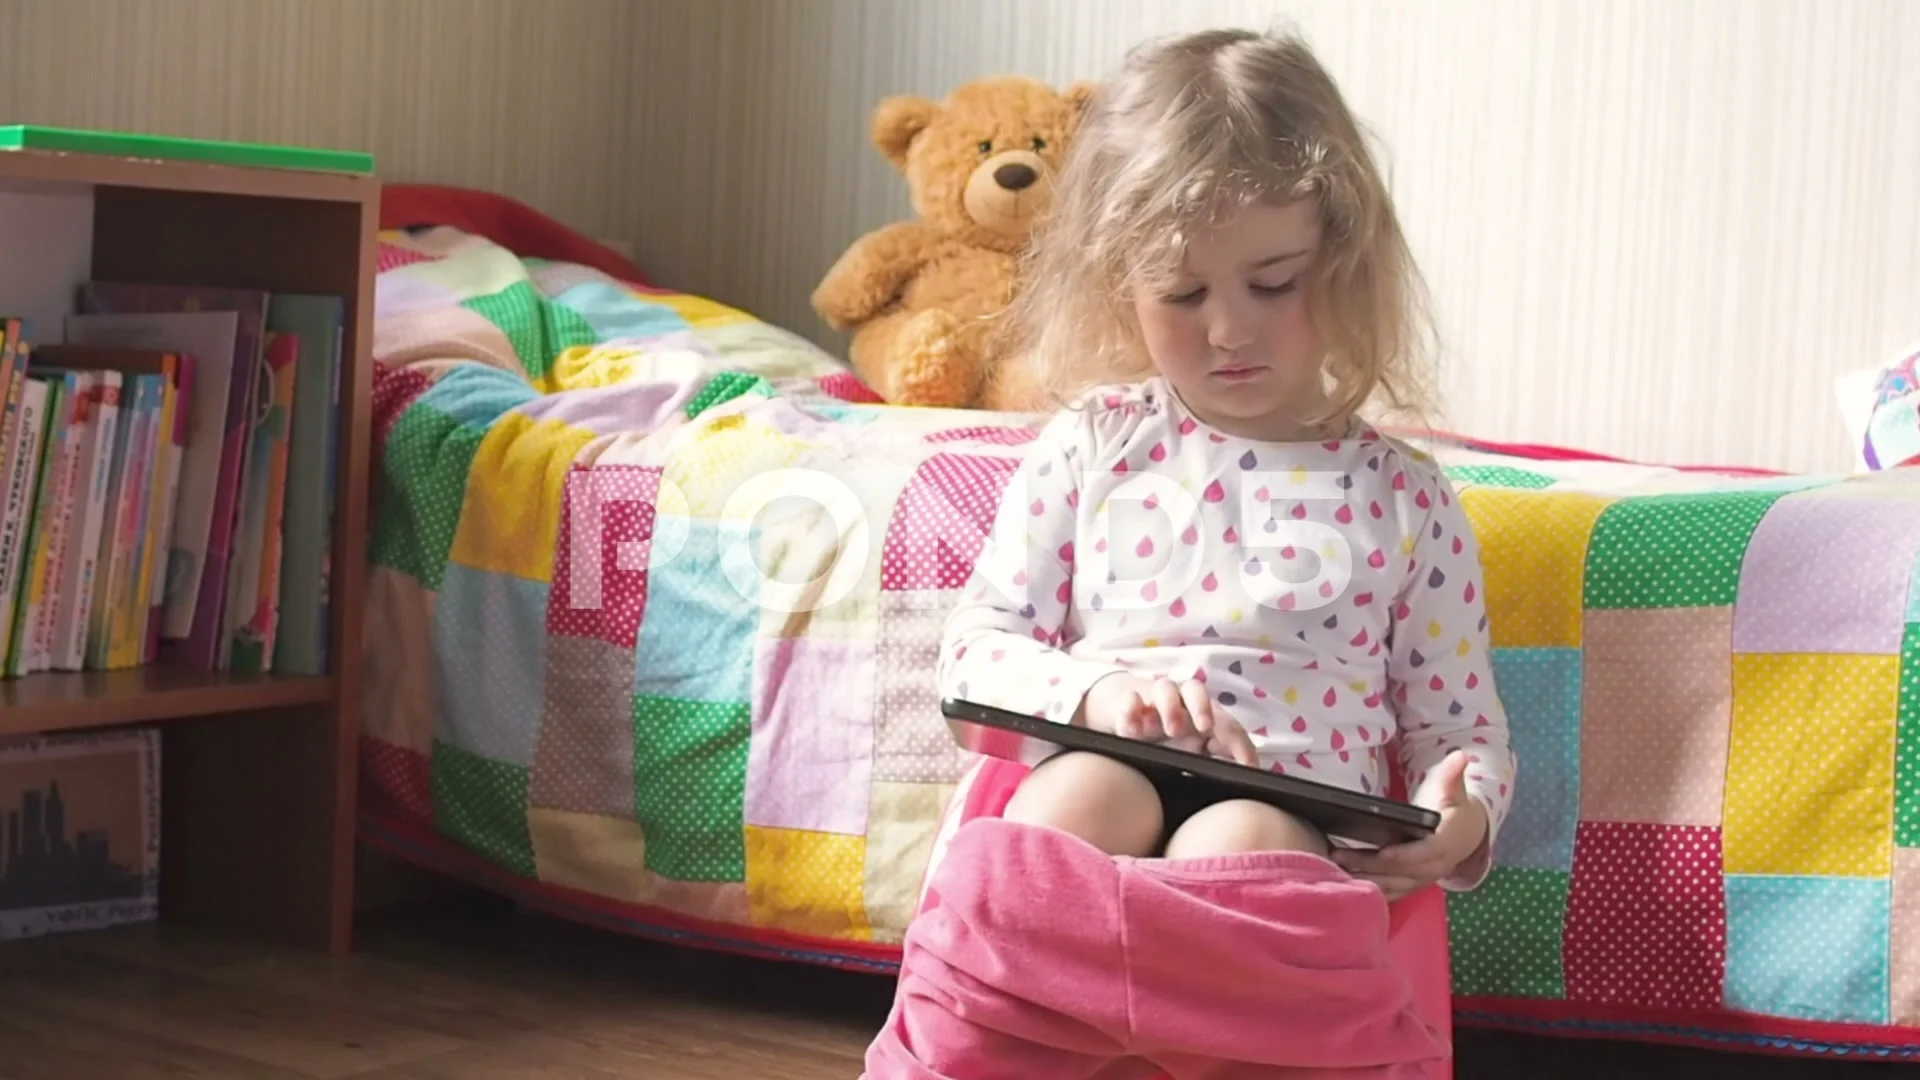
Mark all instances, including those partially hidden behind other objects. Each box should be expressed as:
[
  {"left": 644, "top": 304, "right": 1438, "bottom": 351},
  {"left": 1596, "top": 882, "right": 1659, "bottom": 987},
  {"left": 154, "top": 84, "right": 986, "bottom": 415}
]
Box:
[{"left": 864, "top": 757, "right": 1455, "bottom": 1079}]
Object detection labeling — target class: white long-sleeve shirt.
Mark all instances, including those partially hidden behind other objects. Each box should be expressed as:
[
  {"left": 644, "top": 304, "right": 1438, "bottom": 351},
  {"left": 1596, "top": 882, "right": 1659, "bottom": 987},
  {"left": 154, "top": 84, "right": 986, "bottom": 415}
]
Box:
[{"left": 938, "top": 377, "right": 1517, "bottom": 888}]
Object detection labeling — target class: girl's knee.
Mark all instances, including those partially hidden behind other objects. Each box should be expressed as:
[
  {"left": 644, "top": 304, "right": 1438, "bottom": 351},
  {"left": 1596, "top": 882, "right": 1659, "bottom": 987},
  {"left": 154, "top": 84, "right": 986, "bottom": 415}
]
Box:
[
  {"left": 1163, "top": 799, "right": 1329, "bottom": 860},
  {"left": 1003, "top": 753, "right": 1164, "bottom": 857}
]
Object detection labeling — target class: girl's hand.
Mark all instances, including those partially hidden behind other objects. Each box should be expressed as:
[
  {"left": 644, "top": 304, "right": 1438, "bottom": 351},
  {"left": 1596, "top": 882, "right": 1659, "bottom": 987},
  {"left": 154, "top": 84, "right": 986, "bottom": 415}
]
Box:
[
  {"left": 1331, "top": 751, "right": 1488, "bottom": 900},
  {"left": 1078, "top": 673, "right": 1261, "bottom": 766}
]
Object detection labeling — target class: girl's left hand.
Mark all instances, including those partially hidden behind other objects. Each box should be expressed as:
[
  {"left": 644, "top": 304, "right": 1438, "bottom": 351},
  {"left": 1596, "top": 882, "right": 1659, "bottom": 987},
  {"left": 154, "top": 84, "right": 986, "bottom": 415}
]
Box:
[{"left": 1330, "top": 751, "right": 1487, "bottom": 900}]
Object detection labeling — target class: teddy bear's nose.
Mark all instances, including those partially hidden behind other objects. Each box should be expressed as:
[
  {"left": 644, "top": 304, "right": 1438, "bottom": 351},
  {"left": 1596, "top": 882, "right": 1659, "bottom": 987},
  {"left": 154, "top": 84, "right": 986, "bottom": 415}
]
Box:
[{"left": 993, "top": 163, "right": 1038, "bottom": 192}]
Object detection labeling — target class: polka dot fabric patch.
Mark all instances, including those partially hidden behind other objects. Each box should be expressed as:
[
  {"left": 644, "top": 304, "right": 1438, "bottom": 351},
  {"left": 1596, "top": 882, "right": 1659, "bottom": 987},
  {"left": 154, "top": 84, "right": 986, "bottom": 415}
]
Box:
[
  {"left": 360, "top": 736, "right": 433, "bottom": 825},
  {"left": 1486, "top": 647, "right": 1583, "bottom": 870},
  {"left": 1732, "top": 494, "right": 1920, "bottom": 655},
  {"left": 368, "top": 404, "right": 487, "bottom": 590},
  {"left": 1445, "top": 464, "right": 1558, "bottom": 490},
  {"left": 1579, "top": 606, "right": 1734, "bottom": 826},
  {"left": 1459, "top": 488, "right": 1611, "bottom": 648},
  {"left": 1897, "top": 624, "right": 1920, "bottom": 848},
  {"left": 632, "top": 695, "right": 750, "bottom": 882},
  {"left": 449, "top": 412, "right": 601, "bottom": 584},
  {"left": 431, "top": 564, "right": 550, "bottom": 768},
  {"left": 547, "top": 465, "right": 658, "bottom": 649},
  {"left": 874, "top": 590, "right": 975, "bottom": 785},
  {"left": 431, "top": 740, "right": 536, "bottom": 877},
  {"left": 1893, "top": 849, "right": 1920, "bottom": 1025},
  {"left": 632, "top": 518, "right": 758, "bottom": 705},
  {"left": 1725, "top": 874, "right": 1892, "bottom": 1025},
  {"left": 1583, "top": 490, "right": 1787, "bottom": 609},
  {"left": 529, "top": 634, "right": 639, "bottom": 819},
  {"left": 746, "top": 637, "right": 877, "bottom": 835},
  {"left": 1564, "top": 822, "right": 1727, "bottom": 1009},
  {"left": 881, "top": 453, "right": 1022, "bottom": 592},
  {"left": 1722, "top": 653, "right": 1899, "bottom": 878},
  {"left": 1447, "top": 866, "right": 1570, "bottom": 999},
  {"left": 745, "top": 826, "right": 873, "bottom": 941}
]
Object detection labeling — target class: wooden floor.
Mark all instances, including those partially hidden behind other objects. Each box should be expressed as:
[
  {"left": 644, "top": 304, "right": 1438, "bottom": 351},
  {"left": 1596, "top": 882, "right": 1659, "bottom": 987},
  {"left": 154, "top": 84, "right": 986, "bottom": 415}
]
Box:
[{"left": 0, "top": 887, "right": 1906, "bottom": 1078}]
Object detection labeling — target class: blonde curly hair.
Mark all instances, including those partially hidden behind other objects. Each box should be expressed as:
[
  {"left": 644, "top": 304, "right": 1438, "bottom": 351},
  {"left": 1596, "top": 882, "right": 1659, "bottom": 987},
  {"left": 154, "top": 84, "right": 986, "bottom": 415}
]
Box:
[{"left": 996, "top": 27, "right": 1438, "bottom": 430}]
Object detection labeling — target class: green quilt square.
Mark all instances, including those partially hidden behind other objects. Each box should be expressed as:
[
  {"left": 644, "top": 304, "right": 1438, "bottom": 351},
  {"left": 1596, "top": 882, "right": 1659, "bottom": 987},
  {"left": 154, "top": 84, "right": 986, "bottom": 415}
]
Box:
[
  {"left": 1896, "top": 624, "right": 1920, "bottom": 848},
  {"left": 461, "top": 281, "right": 544, "bottom": 374},
  {"left": 685, "top": 371, "right": 775, "bottom": 419},
  {"left": 459, "top": 280, "right": 601, "bottom": 383},
  {"left": 369, "top": 405, "right": 487, "bottom": 591},
  {"left": 633, "top": 695, "right": 750, "bottom": 881},
  {"left": 1583, "top": 490, "right": 1786, "bottom": 609},
  {"left": 431, "top": 740, "right": 536, "bottom": 877},
  {"left": 1444, "top": 464, "right": 1557, "bottom": 490},
  {"left": 1448, "top": 866, "right": 1571, "bottom": 998}
]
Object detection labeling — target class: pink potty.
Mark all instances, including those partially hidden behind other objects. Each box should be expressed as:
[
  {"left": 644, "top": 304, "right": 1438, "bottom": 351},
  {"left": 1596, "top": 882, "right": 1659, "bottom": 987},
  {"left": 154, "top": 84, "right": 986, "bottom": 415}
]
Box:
[{"left": 904, "top": 752, "right": 1455, "bottom": 1079}]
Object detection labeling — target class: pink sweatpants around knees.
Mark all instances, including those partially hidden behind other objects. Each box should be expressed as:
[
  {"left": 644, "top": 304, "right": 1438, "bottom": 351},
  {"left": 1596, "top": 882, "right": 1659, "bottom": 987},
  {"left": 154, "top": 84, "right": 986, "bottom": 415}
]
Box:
[{"left": 863, "top": 756, "right": 1455, "bottom": 1080}]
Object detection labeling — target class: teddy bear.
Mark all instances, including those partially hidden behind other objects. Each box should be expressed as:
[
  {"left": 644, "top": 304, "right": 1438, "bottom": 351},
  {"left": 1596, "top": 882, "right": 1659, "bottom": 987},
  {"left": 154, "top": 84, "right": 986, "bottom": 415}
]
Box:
[{"left": 811, "top": 75, "right": 1095, "bottom": 410}]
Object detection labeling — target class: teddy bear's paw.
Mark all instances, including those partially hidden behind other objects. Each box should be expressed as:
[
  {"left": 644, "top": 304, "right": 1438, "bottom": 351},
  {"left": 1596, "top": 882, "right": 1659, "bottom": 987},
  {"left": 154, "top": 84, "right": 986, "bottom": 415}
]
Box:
[{"left": 891, "top": 310, "right": 983, "bottom": 406}]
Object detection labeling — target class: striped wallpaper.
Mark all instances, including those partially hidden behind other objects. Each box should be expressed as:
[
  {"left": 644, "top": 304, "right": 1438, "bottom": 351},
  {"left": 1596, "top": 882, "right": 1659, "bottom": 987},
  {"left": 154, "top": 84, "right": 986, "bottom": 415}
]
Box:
[{"left": 3, "top": 0, "right": 1915, "bottom": 472}]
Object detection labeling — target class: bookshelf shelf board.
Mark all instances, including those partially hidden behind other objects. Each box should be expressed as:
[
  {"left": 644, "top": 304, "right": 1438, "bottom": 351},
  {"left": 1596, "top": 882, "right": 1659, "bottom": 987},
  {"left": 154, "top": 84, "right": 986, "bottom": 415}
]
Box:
[
  {"left": 0, "top": 668, "right": 336, "bottom": 737},
  {"left": 0, "top": 147, "right": 377, "bottom": 204}
]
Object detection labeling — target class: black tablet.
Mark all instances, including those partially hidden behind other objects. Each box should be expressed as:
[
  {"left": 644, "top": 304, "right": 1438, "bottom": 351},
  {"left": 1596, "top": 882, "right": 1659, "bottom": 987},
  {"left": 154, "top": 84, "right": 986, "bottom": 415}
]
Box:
[{"left": 941, "top": 697, "right": 1439, "bottom": 849}]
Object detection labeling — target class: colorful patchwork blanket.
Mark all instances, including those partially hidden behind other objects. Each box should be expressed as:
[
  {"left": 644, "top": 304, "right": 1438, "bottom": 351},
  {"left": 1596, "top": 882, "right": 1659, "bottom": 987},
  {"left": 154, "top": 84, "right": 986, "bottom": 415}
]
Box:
[{"left": 360, "top": 224, "right": 1920, "bottom": 1061}]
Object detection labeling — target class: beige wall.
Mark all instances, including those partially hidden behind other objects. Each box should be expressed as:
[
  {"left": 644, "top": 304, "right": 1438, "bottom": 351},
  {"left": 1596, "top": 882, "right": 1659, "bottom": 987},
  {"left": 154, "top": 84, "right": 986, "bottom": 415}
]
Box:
[{"left": 6, "top": 0, "right": 1916, "bottom": 473}]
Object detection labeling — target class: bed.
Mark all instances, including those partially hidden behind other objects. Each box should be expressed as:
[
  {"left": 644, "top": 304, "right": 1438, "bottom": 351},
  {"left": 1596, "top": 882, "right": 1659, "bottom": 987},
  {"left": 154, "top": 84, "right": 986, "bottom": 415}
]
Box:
[{"left": 357, "top": 194, "right": 1920, "bottom": 1064}]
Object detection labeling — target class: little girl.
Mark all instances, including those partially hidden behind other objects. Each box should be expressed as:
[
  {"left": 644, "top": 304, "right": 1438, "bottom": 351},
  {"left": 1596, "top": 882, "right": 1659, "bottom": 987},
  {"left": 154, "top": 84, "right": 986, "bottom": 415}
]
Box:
[{"left": 867, "top": 26, "right": 1516, "bottom": 1079}]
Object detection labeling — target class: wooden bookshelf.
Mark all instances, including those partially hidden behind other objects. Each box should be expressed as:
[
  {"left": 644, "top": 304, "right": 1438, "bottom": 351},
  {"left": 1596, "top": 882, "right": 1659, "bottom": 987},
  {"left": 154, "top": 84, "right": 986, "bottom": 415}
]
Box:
[{"left": 0, "top": 147, "right": 375, "bottom": 954}]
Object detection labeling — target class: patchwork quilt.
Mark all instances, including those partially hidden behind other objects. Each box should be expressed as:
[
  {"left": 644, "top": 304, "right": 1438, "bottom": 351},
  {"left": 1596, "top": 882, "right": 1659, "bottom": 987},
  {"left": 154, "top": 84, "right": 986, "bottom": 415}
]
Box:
[{"left": 360, "top": 224, "right": 1920, "bottom": 1061}]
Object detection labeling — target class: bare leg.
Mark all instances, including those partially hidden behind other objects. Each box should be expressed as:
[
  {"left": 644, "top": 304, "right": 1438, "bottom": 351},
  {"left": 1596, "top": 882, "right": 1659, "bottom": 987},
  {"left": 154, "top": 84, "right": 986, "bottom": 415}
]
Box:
[
  {"left": 1162, "top": 800, "right": 1329, "bottom": 861},
  {"left": 1003, "top": 752, "right": 1164, "bottom": 857}
]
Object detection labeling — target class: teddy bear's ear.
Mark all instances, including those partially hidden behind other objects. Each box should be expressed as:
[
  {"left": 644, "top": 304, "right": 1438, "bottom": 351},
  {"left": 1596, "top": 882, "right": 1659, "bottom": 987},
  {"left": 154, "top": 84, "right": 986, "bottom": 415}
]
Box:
[
  {"left": 872, "top": 95, "right": 939, "bottom": 169},
  {"left": 1063, "top": 81, "right": 1100, "bottom": 120}
]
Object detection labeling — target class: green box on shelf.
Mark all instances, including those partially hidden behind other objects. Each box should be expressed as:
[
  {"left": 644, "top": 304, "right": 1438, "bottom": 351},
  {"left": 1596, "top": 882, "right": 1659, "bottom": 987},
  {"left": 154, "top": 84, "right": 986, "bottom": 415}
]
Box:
[{"left": 0, "top": 125, "right": 373, "bottom": 175}]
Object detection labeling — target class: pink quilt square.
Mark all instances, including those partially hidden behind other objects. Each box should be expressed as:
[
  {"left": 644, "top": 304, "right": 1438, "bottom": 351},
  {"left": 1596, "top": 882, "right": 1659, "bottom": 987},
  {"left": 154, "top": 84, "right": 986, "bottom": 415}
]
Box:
[
  {"left": 1564, "top": 822, "right": 1727, "bottom": 1010},
  {"left": 360, "top": 736, "right": 433, "bottom": 826},
  {"left": 745, "top": 637, "right": 877, "bottom": 835},
  {"left": 1895, "top": 849, "right": 1920, "bottom": 1025},
  {"left": 372, "top": 363, "right": 436, "bottom": 453},
  {"left": 881, "top": 453, "right": 1021, "bottom": 591},
  {"left": 1579, "top": 607, "right": 1733, "bottom": 825},
  {"left": 875, "top": 589, "right": 975, "bottom": 785},
  {"left": 548, "top": 465, "right": 658, "bottom": 649},
  {"left": 1732, "top": 495, "right": 1920, "bottom": 655}
]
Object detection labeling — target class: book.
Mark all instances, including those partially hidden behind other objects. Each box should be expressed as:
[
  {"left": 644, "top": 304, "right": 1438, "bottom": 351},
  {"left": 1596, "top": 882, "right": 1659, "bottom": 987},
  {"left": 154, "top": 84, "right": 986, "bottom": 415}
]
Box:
[
  {"left": 264, "top": 294, "right": 345, "bottom": 675},
  {"left": 0, "top": 378, "right": 47, "bottom": 665},
  {"left": 72, "top": 286, "right": 269, "bottom": 673},
  {"left": 9, "top": 375, "right": 67, "bottom": 676},
  {"left": 32, "top": 346, "right": 194, "bottom": 669},
  {"left": 223, "top": 333, "right": 297, "bottom": 673}
]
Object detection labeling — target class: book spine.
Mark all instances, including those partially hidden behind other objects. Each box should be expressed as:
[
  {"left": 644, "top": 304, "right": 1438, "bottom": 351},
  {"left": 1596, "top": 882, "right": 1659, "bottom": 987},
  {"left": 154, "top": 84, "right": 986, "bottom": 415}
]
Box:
[
  {"left": 12, "top": 378, "right": 68, "bottom": 676},
  {"left": 57, "top": 373, "right": 119, "bottom": 671},
  {"left": 0, "top": 379, "right": 47, "bottom": 665},
  {"left": 146, "top": 355, "right": 192, "bottom": 663},
  {"left": 40, "top": 373, "right": 94, "bottom": 672},
  {"left": 115, "top": 375, "right": 163, "bottom": 668}
]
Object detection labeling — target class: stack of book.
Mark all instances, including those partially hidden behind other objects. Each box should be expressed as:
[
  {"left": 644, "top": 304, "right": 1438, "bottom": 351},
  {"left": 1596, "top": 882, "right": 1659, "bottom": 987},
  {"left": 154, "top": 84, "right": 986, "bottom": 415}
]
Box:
[{"left": 0, "top": 283, "right": 343, "bottom": 679}]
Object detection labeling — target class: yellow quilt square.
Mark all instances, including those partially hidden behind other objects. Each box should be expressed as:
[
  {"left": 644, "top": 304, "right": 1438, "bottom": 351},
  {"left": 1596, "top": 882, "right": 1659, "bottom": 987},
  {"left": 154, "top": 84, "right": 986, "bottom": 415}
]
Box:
[
  {"left": 527, "top": 807, "right": 651, "bottom": 904},
  {"left": 862, "top": 782, "right": 957, "bottom": 944},
  {"left": 745, "top": 825, "right": 872, "bottom": 942},
  {"left": 647, "top": 290, "right": 755, "bottom": 329},
  {"left": 449, "top": 412, "right": 600, "bottom": 583},
  {"left": 1723, "top": 653, "right": 1898, "bottom": 877},
  {"left": 1459, "top": 488, "right": 1613, "bottom": 648},
  {"left": 660, "top": 415, "right": 813, "bottom": 520}
]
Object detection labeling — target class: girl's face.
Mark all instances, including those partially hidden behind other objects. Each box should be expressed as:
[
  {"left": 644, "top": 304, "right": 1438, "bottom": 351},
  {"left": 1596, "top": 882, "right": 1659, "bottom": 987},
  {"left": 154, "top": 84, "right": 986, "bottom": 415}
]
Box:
[{"left": 1131, "top": 198, "right": 1328, "bottom": 441}]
